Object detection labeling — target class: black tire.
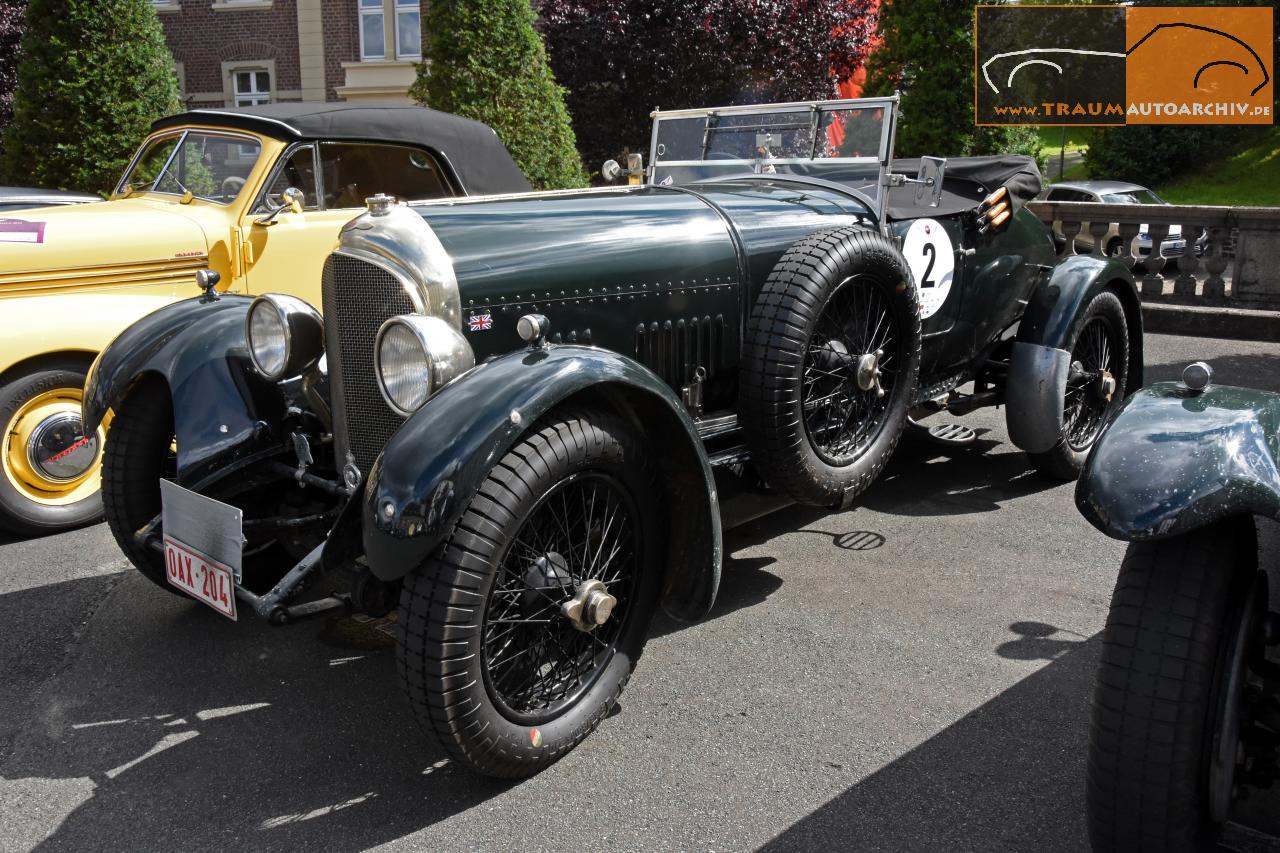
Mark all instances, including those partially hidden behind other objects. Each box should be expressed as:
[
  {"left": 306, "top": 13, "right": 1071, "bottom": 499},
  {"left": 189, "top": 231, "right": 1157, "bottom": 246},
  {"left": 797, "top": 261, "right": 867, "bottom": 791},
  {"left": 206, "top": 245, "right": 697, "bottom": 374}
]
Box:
[
  {"left": 1029, "top": 290, "right": 1129, "bottom": 480},
  {"left": 1105, "top": 236, "right": 1124, "bottom": 258},
  {"left": 1088, "top": 519, "right": 1257, "bottom": 853},
  {"left": 397, "top": 408, "right": 662, "bottom": 778},
  {"left": 101, "top": 376, "right": 179, "bottom": 593},
  {"left": 739, "top": 227, "right": 921, "bottom": 507},
  {"left": 0, "top": 362, "right": 104, "bottom": 537}
]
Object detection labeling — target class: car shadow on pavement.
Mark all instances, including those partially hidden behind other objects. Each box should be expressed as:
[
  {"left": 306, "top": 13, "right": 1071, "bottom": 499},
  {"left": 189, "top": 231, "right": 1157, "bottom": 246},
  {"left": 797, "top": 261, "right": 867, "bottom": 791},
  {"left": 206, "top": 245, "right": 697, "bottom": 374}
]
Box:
[
  {"left": 862, "top": 439, "right": 1059, "bottom": 517},
  {"left": 0, "top": 574, "right": 516, "bottom": 852},
  {"left": 757, "top": 631, "right": 1102, "bottom": 852}
]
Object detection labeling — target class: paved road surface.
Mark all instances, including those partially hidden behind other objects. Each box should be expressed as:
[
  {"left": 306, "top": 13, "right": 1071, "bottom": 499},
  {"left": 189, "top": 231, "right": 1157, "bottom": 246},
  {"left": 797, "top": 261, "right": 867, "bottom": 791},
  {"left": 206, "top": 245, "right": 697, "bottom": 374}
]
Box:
[{"left": 1, "top": 332, "right": 1277, "bottom": 852}]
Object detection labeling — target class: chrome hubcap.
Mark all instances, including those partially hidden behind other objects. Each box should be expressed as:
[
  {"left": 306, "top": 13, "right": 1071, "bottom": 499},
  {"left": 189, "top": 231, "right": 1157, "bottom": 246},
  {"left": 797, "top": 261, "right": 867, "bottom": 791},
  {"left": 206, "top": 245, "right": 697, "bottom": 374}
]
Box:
[{"left": 27, "top": 412, "right": 97, "bottom": 482}]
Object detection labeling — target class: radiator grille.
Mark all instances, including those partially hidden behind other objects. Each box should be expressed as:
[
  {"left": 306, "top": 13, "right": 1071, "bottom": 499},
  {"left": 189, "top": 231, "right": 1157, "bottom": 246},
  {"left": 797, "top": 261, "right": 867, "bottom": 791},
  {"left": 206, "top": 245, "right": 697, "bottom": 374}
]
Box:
[{"left": 321, "top": 254, "right": 414, "bottom": 477}]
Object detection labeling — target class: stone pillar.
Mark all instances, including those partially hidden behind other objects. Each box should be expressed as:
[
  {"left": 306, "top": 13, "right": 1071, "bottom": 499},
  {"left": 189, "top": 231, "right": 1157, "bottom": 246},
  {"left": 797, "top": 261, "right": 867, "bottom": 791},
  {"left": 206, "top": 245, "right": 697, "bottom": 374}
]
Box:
[
  {"left": 297, "top": 0, "right": 326, "bottom": 103},
  {"left": 1231, "top": 209, "right": 1280, "bottom": 308}
]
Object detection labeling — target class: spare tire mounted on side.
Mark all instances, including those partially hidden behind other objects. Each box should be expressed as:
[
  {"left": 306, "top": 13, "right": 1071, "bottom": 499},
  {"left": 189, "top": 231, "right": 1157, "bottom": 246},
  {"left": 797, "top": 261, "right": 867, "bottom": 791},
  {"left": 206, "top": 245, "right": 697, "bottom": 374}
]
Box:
[{"left": 740, "top": 226, "right": 922, "bottom": 507}]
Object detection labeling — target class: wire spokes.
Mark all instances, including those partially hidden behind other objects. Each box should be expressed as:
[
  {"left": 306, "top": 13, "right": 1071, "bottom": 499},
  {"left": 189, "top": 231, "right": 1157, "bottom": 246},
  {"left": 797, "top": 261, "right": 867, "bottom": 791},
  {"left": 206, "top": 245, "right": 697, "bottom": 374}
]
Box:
[
  {"left": 482, "top": 472, "right": 639, "bottom": 723},
  {"left": 801, "top": 275, "right": 900, "bottom": 465}
]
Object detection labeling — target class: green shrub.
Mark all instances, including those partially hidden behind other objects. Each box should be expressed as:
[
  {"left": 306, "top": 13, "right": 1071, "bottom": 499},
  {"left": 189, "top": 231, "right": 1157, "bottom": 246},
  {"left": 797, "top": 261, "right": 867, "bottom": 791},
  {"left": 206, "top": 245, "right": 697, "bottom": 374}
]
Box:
[
  {"left": 0, "top": 0, "right": 181, "bottom": 193},
  {"left": 0, "top": 0, "right": 24, "bottom": 135},
  {"left": 1083, "top": 125, "right": 1264, "bottom": 185},
  {"left": 411, "top": 0, "right": 586, "bottom": 190}
]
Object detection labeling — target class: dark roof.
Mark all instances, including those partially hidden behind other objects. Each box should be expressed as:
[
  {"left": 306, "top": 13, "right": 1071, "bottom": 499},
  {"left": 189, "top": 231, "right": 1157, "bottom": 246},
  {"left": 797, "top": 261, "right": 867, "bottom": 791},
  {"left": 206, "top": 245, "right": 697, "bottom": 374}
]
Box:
[
  {"left": 152, "top": 103, "right": 531, "bottom": 196},
  {"left": 0, "top": 186, "right": 100, "bottom": 203},
  {"left": 887, "top": 155, "right": 1043, "bottom": 219}
]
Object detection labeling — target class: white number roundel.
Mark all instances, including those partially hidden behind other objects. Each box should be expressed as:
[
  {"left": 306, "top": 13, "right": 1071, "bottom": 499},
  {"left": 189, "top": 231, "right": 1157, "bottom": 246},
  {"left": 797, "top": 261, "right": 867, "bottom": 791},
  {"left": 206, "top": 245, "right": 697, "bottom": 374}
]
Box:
[{"left": 901, "top": 218, "right": 955, "bottom": 320}]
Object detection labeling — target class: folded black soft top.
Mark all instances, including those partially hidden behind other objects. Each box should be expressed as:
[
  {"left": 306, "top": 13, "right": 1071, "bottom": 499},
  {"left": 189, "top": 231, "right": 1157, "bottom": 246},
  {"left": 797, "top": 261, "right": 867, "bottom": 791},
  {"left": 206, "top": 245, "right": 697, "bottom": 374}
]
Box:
[{"left": 886, "top": 154, "right": 1043, "bottom": 220}]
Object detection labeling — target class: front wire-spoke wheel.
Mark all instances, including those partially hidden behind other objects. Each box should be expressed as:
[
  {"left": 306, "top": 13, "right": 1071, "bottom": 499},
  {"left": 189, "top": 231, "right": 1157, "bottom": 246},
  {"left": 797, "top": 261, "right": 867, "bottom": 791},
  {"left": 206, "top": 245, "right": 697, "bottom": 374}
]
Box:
[
  {"left": 483, "top": 471, "right": 638, "bottom": 723},
  {"left": 398, "top": 408, "right": 662, "bottom": 778}
]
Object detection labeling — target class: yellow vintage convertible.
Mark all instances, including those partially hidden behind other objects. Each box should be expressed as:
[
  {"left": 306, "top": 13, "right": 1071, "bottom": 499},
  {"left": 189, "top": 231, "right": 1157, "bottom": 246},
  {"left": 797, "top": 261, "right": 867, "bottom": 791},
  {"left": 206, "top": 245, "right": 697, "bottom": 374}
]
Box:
[{"left": 0, "top": 103, "right": 529, "bottom": 536}]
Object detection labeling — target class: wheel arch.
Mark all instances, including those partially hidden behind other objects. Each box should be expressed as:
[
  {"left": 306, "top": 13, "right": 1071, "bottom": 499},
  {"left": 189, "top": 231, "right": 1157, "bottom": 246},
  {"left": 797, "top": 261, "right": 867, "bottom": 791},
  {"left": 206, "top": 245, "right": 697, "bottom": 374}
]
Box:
[
  {"left": 1077, "top": 383, "right": 1280, "bottom": 541},
  {"left": 361, "top": 345, "right": 722, "bottom": 623},
  {"left": 1006, "top": 256, "right": 1140, "bottom": 453},
  {"left": 82, "top": 295, "right": 289, "bottom": 486},
  {"left": 0, "top": 349, "right": 97, "bottom": 387}
]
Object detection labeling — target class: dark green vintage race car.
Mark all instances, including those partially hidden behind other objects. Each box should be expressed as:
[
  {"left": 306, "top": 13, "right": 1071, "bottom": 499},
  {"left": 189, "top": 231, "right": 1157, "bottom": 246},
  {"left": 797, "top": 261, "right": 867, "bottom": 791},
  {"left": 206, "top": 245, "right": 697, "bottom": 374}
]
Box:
[
  {"left": 83, "top": 97, "right": 1142, "bottom": 777},
  {"left": 1076, "top": 363, "right": 1279, "bottom": 852}
]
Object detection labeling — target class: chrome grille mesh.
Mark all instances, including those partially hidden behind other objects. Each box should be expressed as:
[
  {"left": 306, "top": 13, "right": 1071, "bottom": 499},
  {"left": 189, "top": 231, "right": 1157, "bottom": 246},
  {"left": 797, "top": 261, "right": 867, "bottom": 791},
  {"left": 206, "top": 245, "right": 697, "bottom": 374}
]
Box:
[{"left": 321, "top": 254, "right": 413, "bottom": 477}]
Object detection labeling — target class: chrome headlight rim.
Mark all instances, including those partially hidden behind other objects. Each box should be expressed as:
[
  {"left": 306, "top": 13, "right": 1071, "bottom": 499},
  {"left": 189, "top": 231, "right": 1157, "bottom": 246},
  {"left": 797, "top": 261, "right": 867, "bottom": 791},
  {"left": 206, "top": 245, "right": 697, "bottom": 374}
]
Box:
[
  {"left": 374, "top": 314, "right": 475, "bottom": 416},
  {"left": 245, "top": 294, "right": 324, "bottom": 381}
]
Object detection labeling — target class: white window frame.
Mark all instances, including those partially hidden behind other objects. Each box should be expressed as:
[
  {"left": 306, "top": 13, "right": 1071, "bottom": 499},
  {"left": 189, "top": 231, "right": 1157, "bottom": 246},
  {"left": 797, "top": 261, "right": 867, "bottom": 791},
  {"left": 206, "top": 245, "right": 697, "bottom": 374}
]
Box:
[
  {"left": 359, "top": 0, "right": 386, "bottom": 61},
  {"left": 231, "top": 67, "right": 272, "bottom": 107},
  {"left": 394, "top": 0, "right": 421, "bottom": 60}
]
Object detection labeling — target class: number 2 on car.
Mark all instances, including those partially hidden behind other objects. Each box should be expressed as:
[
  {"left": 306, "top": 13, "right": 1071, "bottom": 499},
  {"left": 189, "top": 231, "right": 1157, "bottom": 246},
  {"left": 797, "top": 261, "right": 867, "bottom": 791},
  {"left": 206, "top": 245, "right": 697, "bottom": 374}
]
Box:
[{"left": 163, "top": 536, "right": 237, "bottom": 620}]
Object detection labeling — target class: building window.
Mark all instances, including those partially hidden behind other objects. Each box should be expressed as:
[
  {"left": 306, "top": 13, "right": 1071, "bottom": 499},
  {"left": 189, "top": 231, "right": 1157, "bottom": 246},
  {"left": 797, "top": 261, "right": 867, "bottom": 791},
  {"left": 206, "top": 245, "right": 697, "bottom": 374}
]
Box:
[
  {"left": 152, "top": 0, "right": 179, "bottom": 9},
  {"left": 359, "top": 0, "right": 385, "bottom": 60},
  {"left": 395, "top": 0, "right": 421, "bottom": 60},
  {"left": 233, "top": 68, "right": 271, "bottom": 107}
]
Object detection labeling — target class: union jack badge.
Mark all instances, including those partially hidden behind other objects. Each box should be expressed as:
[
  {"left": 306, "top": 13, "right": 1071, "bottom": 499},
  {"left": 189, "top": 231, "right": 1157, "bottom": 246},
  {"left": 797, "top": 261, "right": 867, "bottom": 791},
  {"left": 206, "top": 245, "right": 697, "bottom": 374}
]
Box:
[{"left": 468, "top": 313, "right": 493, "bottom": 332}]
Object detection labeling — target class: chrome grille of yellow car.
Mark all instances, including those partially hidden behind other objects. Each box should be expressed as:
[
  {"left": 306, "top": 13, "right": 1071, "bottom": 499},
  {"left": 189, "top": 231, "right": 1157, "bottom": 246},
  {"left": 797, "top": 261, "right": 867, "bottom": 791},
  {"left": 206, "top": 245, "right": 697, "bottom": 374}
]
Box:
[{"left": 321, "top": 253, "right": 413, "bottom": 479}]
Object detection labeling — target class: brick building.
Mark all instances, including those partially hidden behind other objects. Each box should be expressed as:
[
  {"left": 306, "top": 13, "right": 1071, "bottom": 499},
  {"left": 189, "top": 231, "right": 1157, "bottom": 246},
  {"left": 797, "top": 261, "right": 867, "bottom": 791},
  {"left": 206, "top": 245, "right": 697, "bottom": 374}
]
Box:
[{"left": 154, "top": 0, "right": 425, "bottom": 107}]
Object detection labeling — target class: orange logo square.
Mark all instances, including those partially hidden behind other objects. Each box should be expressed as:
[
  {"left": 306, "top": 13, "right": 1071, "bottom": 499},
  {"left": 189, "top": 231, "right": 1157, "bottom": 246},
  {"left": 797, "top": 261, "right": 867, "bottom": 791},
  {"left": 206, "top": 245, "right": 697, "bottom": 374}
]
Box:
[{"left": 1126, "top": 7, "right": 1273, "bottom": 124}]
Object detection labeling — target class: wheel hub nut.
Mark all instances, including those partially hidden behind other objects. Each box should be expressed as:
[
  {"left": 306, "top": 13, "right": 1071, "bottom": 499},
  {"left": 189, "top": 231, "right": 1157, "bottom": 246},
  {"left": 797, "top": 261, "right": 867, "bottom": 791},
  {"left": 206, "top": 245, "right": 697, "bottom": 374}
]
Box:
[
  {"left": 561, "top": 579, "right": 617, "bottom": 633},
  {"left": 856, "top": 349, "right": 886, "bottom": 397},
  {"left": 1098, "top": 370, "right": 1117, "bottom": 402}
]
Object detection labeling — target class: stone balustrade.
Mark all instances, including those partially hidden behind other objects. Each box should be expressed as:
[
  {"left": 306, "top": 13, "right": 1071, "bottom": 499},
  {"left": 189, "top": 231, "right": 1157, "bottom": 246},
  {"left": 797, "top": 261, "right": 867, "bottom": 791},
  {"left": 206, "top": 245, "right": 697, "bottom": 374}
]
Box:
[{"left": 1025, "top": 200, "right": 1280, "bottom": 310}]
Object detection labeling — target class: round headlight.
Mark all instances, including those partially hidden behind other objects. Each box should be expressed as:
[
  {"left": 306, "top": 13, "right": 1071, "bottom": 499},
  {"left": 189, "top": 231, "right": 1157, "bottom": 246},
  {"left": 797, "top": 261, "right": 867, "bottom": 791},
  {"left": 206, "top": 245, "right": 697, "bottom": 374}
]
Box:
[
  {"left": 375, "top": 315, "right": 475, "bottom": 415},
  {"left": 246, "top": 294, "right": 324, "bottom": 380}
]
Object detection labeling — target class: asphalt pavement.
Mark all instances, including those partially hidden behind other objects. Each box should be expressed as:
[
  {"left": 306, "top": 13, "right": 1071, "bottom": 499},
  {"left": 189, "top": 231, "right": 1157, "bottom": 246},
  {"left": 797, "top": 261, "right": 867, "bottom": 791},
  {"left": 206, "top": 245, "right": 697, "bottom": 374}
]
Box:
[{"left": 1, "top": 332, "right": 1278, "bottom": 853}]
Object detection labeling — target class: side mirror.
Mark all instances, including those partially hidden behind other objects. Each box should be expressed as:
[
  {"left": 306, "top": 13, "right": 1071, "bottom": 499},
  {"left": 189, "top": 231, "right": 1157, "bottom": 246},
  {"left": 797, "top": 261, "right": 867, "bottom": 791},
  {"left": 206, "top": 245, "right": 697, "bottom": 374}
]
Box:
[
  {"left": 601, "top": 155, "right": 646, "bottom": 185},
  {"left": 915, "top": 157, "right": 946, "bottom": 208},
  {"left": 282, "top": 186, "right": 305, "bottom": 214},
  {"left": 255, "top": 186, "right": 306, "bottom": 225}
]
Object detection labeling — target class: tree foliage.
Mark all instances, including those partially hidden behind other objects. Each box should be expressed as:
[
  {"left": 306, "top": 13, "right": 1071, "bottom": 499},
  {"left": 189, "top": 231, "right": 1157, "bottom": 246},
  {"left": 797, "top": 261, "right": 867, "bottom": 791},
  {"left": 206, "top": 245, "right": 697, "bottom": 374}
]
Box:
[
  {"left": 0, "top": 0, "right": 181, "bottom": 192},
  {"left": 0, "top": 0, "right": 24, "bottom": 134},
  {"left": 540, "top": 0, "right": 877, "bottom": 176},
  {"left": 411, "top": 0, "right": 586, "bottom": 190},
  {"left": 864, "top": 0, "right": 1042, "bottom": 162}
]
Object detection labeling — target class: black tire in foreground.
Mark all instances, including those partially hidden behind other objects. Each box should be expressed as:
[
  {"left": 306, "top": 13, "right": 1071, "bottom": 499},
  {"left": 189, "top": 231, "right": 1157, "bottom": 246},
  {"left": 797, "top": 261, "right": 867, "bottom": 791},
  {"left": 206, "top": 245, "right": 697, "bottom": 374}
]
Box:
[
  {"left": 0, "top": 361, "right": 104, "bottom": 536},
  {"left": 397, "top": 408, "right": 662, "bottom": 778},
  {"left": 740, "top": 226, "right": 921, "bottom": 507},
  {"left": 1030, "top": 289, "right": 1129, "bottom": 481},
  {"left": 1088, "top": 518, "right": 1262, "bottom": 853},
  {"left": 101, "top": 376, "right": 179, "bottom": 593}
]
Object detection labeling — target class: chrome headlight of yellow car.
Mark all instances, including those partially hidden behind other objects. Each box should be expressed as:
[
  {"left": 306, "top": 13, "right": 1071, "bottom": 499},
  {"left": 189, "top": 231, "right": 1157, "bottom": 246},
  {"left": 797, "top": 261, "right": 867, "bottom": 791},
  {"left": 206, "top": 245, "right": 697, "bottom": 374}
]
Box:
[
  {"left": 245, "top": 294, "right": 324, "bottom": 380},
  {"left": 374, "top": 315, "right": 474, "bottom": 415}
]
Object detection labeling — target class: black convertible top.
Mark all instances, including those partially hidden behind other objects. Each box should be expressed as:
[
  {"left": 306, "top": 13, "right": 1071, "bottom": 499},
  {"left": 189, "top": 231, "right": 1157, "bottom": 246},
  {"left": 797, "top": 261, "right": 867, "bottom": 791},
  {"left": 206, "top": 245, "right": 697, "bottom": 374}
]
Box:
[
  {"left": 152, "top": 103, "right": 531, "bottom": 196},
  {"left": 886, "top": 155, "right": 1042, "bottom": 219}
]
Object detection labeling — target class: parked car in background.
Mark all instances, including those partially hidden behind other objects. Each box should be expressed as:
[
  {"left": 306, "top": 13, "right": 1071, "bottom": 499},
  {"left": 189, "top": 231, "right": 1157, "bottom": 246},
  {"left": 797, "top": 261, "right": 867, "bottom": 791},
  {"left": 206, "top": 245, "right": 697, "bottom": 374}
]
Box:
[
  {"left": 1041, "top": 180, "right": 1206, "bottom": 262},
  {"left": 1076, "top": 362, "right": 1279, "bottom": 852},
  {"left": 0, "top": 103, "right": 529, "bottom": 537},
  {"left": 0, "top": 186, "right": 100, "bottom": 213},
  {"left": 84, "top": 97, "right": 1143, "bottom": 778}
]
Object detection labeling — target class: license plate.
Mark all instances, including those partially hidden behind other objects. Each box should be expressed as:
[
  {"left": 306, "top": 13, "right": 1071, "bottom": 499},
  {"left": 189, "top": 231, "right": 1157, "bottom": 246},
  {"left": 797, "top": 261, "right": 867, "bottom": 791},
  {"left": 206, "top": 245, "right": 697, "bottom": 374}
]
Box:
[
  {"left": 164, "top": 537, "right": 237, "bottom": 619},
  {"left": 160, "top": 479, "right": 243, "bottom": 620}
]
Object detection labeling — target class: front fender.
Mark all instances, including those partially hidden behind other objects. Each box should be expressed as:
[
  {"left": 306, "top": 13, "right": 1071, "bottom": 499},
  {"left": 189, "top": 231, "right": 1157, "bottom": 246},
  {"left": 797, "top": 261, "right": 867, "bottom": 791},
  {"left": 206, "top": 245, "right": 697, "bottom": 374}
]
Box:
[
  {"left": 363, "top": 344, "right": 723, "bottom": 622},
  {"left": 1005, "top": 255, "right": 1142, "bottom": 453},
  {"left": 1076, "top": 382, "right": 1280, "bottom": 540},
  {"left": 83, "top": 295, "right": 287, "bottom": 486}
]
